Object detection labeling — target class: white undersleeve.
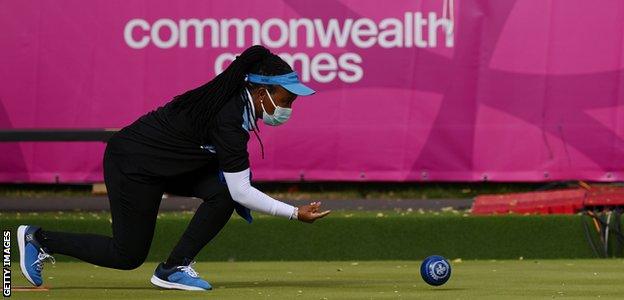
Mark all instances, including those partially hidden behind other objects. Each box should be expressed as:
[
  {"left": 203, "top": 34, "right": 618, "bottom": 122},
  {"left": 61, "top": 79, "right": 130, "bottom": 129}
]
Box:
[{"left": 223, "top": 169, "right": 296, "bottom": 219}]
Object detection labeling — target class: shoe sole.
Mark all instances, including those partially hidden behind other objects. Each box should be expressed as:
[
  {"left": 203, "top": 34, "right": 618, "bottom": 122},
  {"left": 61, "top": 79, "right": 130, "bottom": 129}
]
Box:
[
  {"left": 150, "top": 275, "right": 211, "bottom": 291},
  {"left": 17, "top": 225, "right": 37, "bottom": 286}
]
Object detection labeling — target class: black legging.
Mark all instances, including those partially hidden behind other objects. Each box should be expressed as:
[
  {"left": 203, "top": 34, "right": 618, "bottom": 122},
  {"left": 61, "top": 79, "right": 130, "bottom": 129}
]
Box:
[{"left": 36, "top": 149, "right": 235, "bottom": 270}]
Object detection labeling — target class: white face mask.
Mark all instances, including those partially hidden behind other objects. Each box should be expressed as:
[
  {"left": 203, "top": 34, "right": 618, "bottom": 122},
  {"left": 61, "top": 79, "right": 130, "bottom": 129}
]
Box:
[{"left": 261, "top": 89, "right": 292, "bottom": 126}]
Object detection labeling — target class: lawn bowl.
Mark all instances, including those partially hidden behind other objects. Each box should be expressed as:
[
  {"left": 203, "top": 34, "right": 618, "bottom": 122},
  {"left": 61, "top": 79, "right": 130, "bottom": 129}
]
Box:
[{"left": 420, "top": 255, "right": 451, "bottom": 286}]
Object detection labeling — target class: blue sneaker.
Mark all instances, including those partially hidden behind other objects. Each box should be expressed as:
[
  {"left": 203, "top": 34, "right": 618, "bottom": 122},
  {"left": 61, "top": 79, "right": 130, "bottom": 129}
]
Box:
[
  {"left": 150, "top": 262, "right": 212, "bottom": 291},
  {"left": 17, "top": 225, "right": 55, "bottom": 287}
]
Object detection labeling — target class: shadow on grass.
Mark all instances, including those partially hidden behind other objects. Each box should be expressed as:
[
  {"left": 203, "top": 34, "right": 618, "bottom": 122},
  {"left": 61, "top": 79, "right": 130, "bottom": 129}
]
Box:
[
  {"left": 46, "top": 281, "right": 467, "bottom": 291},
  {"left": 215, "top": 280, "right": 362, "bottom": 288},
  {"left": 215, "top": 279, "right": 466, "bottom": 290},
  {"left": 44, "top": 286, "right": 156, "bottom": 291},
  {"left": 40, "top": 281, "right": 357, "bottom": 291}
]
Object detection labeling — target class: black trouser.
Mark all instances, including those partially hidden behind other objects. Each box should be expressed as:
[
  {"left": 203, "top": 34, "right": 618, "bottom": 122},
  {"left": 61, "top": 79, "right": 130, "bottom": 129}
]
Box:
[{"left": 36, "top": 150, "right": 235, "bottom": 270}]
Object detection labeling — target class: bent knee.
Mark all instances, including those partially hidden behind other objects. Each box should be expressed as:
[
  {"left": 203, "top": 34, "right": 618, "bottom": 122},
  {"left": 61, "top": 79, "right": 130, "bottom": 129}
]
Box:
[
  {"left": 116, "top": 255, "right": 146, "bottom": 270},
  {"left": 113, "top": 247, "right": 149, "bottom": 270}
]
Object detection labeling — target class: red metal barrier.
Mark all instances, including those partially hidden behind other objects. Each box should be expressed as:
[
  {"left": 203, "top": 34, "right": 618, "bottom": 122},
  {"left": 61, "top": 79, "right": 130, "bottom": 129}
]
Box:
[
  {"left": 472, "top": 189, "right": 586, "bottom": 215},
  {"left": 472, "top": 185, "right": 624, "bottom": 215},
  {"left": 585, "top": 186, "right": 624, "bottom": 207}
]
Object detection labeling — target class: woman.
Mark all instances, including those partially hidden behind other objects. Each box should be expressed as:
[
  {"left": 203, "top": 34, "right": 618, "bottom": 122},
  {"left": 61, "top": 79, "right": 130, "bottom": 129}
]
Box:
[{"left": 17, "top": 45, "right": 331, "bottom": 291}]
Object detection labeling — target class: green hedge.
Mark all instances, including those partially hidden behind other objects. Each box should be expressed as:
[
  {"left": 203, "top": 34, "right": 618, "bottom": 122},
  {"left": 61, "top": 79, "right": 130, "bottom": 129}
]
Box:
[{"left": 1, "top": 211, "right": 616, "bottom": 261}]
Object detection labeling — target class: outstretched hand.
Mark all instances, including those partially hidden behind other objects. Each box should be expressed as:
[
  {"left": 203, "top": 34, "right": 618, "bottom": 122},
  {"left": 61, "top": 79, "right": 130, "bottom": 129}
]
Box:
[{"left": 297, "top": 202, "right": 331, "bottom": 223}]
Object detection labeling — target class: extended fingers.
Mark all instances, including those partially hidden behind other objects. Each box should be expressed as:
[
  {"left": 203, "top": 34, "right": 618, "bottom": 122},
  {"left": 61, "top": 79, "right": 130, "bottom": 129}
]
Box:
[{"left": 314, "top": 210, "right": 331, "bottom": 218}]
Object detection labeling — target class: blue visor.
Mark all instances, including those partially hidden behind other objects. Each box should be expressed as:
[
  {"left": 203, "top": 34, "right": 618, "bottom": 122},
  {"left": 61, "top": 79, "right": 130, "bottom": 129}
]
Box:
[{"left": 247, "top": 72, "right": 316, "bottom": 96}]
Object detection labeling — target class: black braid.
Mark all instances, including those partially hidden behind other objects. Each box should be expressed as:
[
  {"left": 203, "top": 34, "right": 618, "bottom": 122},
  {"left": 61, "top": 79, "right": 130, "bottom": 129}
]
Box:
[{"left": 169, "top": 45, "right": 287, "bottom": 142}]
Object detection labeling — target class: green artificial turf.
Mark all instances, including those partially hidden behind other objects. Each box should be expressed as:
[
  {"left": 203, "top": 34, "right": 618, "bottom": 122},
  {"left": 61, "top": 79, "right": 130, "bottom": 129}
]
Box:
[
  {"left": 7, "top": 260, "right": 624, "bottom": 299},
  {"left": 2, "top": 211, "right": 621, "bottom": 262}
]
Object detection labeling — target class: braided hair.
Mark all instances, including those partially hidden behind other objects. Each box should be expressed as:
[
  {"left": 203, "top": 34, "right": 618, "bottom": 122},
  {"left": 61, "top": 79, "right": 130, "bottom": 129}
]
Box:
[{"left": 169, "top": 45, "right": 293, "bottom": 142}]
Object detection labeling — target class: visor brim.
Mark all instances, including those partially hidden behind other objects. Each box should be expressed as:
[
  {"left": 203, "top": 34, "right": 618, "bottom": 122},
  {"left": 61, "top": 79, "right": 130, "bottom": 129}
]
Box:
[{"left": 282, "top": 82, "right": 316, "bottom": 96}]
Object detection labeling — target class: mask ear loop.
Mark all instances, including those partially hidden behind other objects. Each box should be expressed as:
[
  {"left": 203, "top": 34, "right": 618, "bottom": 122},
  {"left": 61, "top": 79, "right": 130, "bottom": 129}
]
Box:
[
  {"left": 265, "top": 89, "right": 279, "bottom": 111},
  {"left": 261, "top": 88, "right": 278, "bottom": 116}
]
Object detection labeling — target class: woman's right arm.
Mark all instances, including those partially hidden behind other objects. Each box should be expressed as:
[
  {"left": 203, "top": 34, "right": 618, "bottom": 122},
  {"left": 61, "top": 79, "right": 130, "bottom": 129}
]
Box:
[{"left": 223, "top": 169, "right": 331, "bottom": 222}]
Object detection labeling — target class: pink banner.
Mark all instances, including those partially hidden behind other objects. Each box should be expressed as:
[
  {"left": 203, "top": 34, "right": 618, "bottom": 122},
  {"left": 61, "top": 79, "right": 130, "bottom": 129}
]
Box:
[{"left": 1, "top": 0, "right": 623, "bottom": 183}]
